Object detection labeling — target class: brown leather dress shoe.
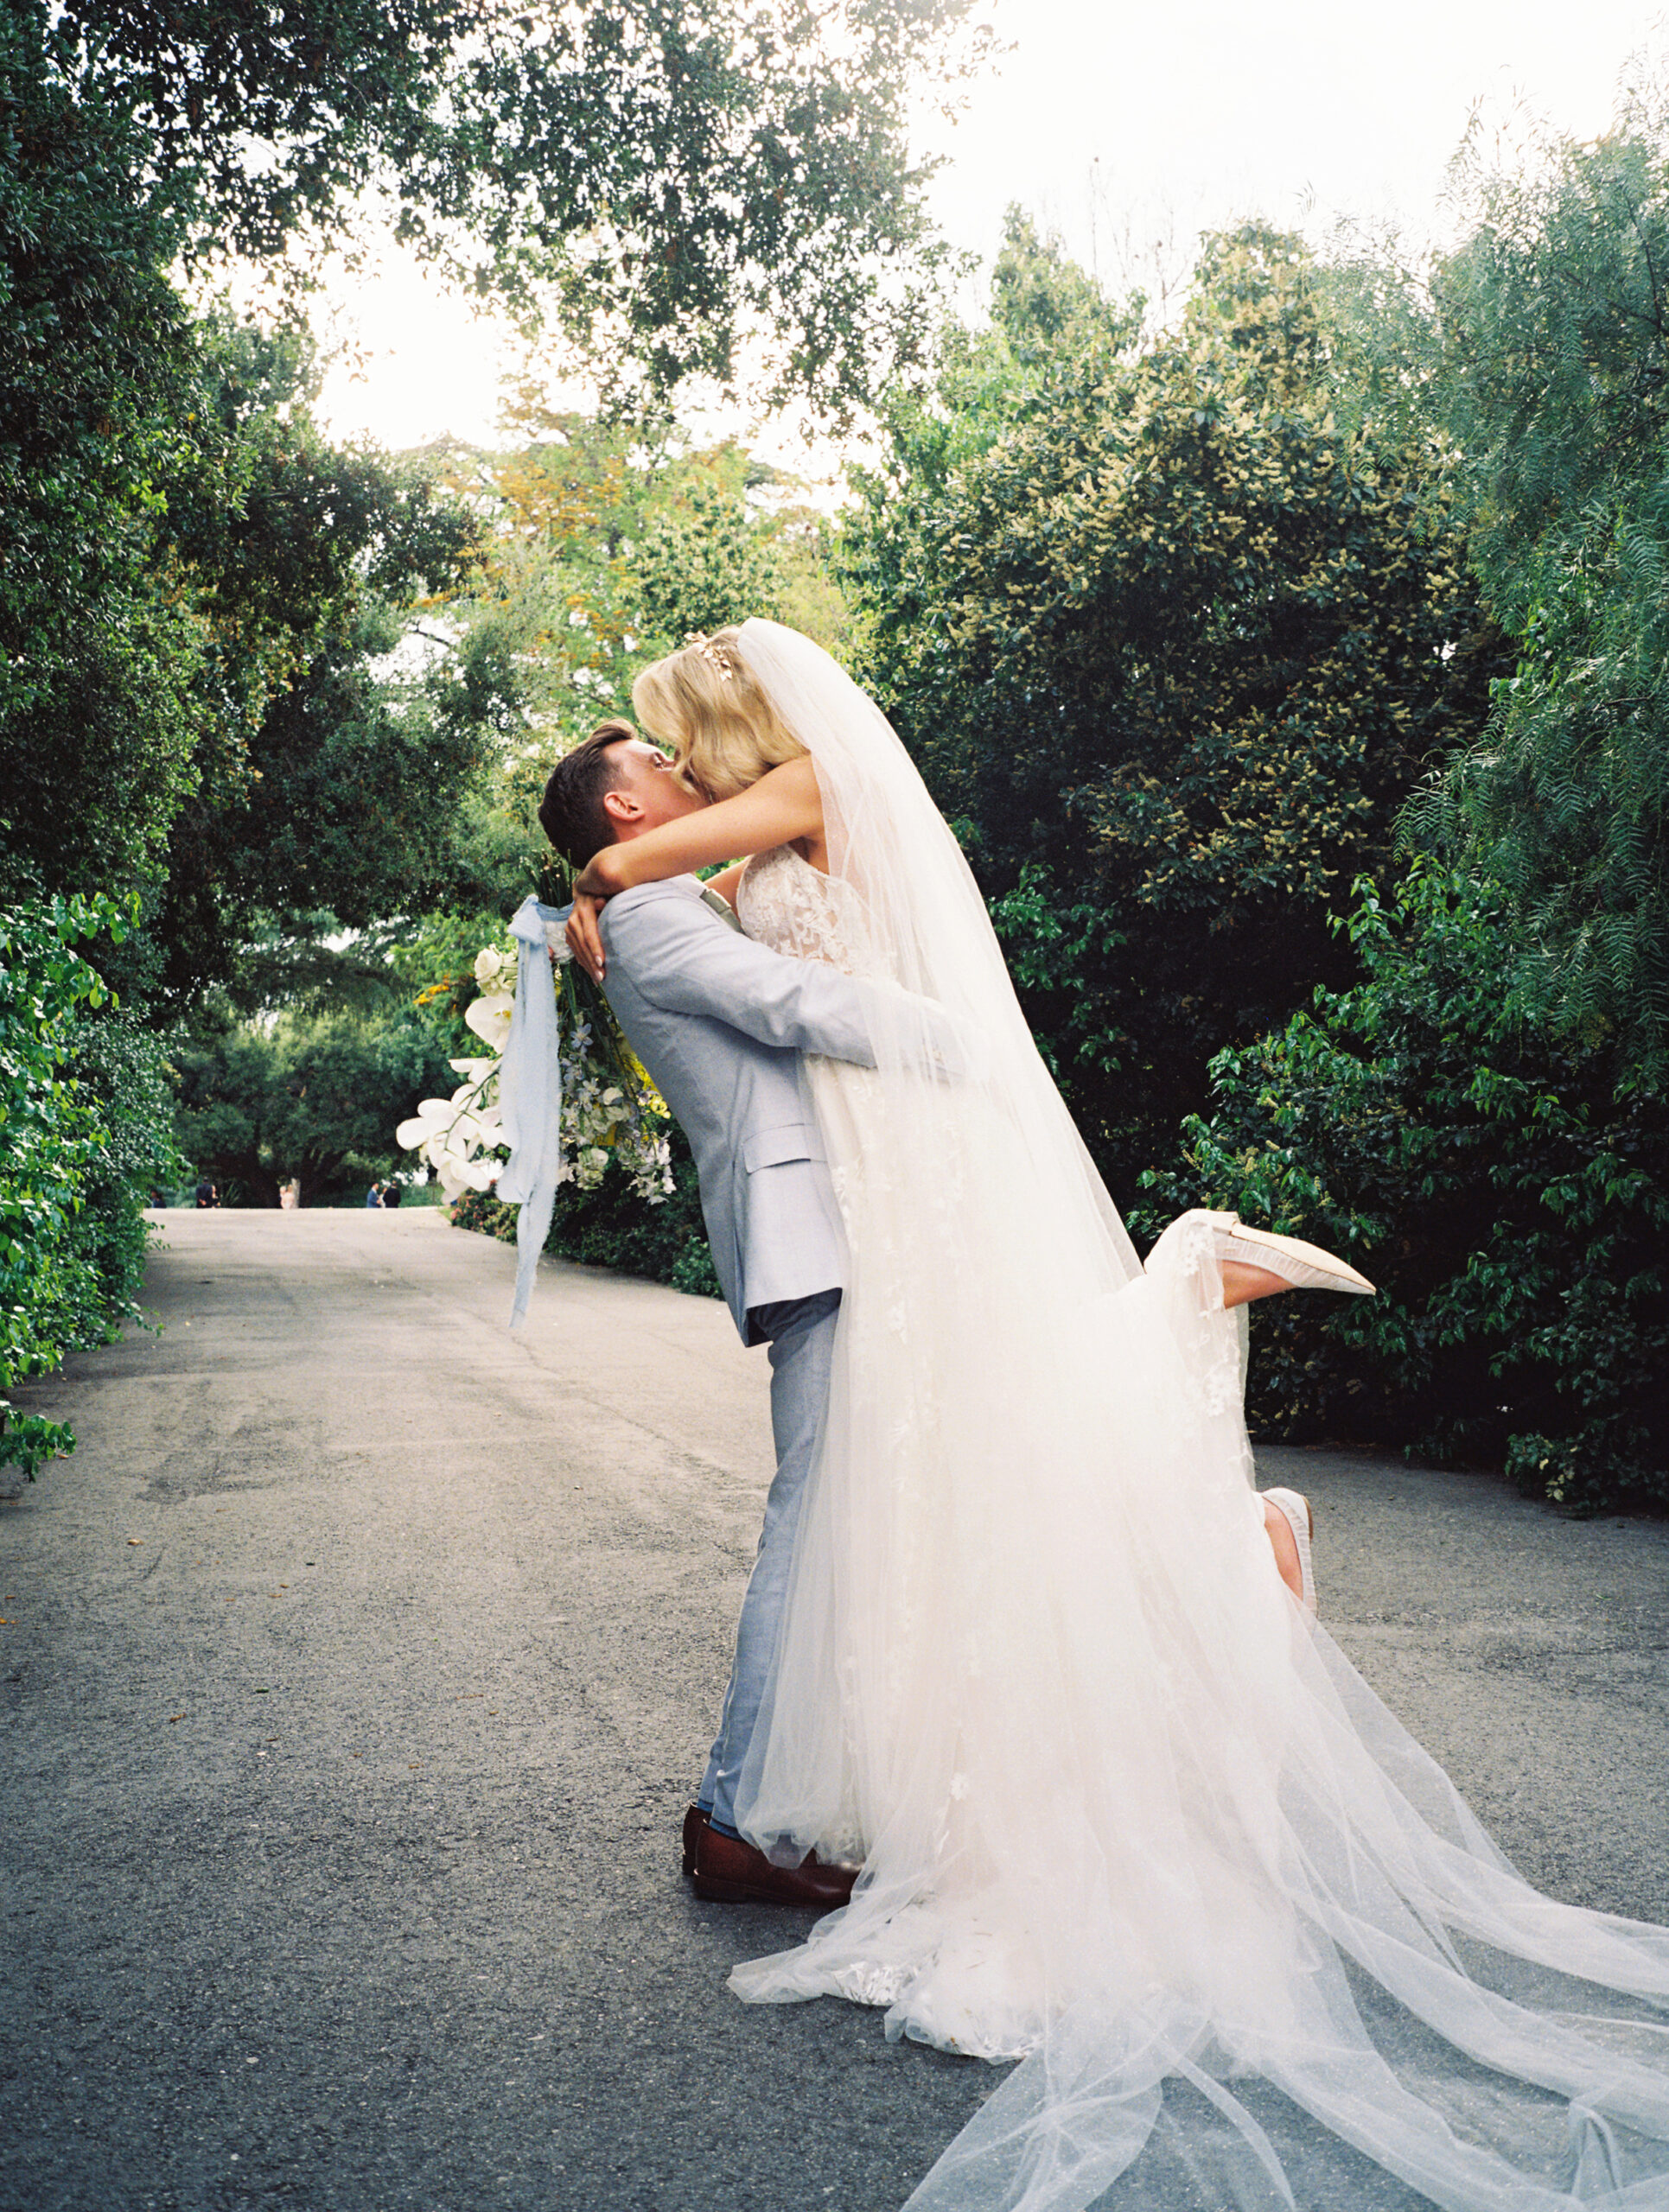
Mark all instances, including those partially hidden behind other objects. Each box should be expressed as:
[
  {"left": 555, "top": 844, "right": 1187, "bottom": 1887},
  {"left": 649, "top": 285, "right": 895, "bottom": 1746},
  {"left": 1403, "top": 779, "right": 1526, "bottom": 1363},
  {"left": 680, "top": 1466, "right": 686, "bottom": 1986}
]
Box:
[
  {"left": 691, "top": 1821, "right": 857, "bottom": 1908},
  {"left": 682, "top": 1804, "right": 708, "bottom": 1878}
]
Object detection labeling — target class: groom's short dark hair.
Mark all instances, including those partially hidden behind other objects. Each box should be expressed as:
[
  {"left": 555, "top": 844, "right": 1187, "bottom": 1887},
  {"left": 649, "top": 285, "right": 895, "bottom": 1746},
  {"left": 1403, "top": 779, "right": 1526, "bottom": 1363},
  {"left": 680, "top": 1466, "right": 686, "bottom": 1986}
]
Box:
[{"left": 538, "top": 720, "right": 638, "bottom": 868}]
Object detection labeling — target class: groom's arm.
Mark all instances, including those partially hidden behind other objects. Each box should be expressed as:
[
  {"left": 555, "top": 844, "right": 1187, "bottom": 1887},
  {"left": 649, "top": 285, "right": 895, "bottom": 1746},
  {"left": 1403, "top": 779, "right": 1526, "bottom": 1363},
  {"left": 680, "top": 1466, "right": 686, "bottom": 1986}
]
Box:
[{"left": 601, "top": 885, "right": 962, "bottom": 1071}]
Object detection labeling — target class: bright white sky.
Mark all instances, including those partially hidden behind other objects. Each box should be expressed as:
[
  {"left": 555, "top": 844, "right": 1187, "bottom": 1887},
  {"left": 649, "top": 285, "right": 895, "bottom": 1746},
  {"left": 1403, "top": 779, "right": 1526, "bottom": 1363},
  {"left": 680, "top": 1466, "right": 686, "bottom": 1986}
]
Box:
[{"left": 313, "top": 0, "right": 1666, "bottom": 473}]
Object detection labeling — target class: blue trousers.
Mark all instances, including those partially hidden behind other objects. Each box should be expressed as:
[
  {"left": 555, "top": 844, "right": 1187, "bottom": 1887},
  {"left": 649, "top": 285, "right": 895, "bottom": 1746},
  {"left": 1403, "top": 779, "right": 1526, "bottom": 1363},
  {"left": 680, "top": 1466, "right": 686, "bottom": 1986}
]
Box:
[{"left": 698, "top": 1289, "right": 839, "bottom": 1834}]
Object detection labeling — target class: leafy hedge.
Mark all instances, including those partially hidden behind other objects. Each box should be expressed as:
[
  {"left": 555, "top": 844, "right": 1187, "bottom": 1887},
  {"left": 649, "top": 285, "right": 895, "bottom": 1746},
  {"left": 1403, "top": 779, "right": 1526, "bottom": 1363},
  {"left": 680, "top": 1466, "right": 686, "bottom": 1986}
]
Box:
[
  {"left": 1, "top": 895, "right": 179, "bottom": 1477},
  {"left": 1139, "top": 865, "right": 1668, "bottom": 1510}
]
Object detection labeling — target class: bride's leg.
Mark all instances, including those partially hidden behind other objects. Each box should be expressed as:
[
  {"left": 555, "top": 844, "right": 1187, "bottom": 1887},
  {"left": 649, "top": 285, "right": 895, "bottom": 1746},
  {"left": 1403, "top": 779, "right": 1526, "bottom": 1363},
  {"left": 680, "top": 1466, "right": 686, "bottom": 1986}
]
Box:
[
  {"left": 1215, "top": 1218, "right": 1374, "bottom": 1297},
  {"left": 1223, "top": 1259, "right": 1290, "bottom": 1309},
  {"left": 1148, "top": 1212, "right": 1373, "bottom": 1306},
  {"left": 1263, "top": 1496, "right": 1303, "bottom": 1601}
]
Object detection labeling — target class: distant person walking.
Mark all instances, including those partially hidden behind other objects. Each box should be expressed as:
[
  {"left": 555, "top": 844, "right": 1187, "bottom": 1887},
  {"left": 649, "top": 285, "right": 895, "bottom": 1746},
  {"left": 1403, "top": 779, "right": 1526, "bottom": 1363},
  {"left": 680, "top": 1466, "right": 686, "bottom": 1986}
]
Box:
[
  {"left": 279, "top": 1180, "right": 300, "bottom": 1211},
  {"left": 193, "top": 1179, "right": 220, "bottom": 1210}
]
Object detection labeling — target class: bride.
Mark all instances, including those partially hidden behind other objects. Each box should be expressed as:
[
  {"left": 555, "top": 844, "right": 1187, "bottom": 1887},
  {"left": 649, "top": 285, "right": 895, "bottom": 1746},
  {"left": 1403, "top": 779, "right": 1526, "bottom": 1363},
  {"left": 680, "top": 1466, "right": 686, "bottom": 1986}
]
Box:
[{"left": 566, "top": 619, "right": 1669, "bottom": 2212}]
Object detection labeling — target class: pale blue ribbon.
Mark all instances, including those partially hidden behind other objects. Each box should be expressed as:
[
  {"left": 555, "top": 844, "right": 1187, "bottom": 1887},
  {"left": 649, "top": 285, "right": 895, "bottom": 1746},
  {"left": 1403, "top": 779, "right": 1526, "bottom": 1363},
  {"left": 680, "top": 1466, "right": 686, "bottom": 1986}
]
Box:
[{"left": 497, "top": 893, "right": 568, "bottom": 1329}]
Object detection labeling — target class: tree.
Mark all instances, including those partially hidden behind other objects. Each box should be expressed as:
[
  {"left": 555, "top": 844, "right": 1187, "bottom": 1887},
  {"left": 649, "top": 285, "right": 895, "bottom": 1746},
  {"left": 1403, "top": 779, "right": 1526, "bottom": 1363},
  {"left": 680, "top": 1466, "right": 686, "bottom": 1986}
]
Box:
[
  {"left": 172, "top": 999, "right": 457, "bottom": 1208},
  {"left": 0, "top": 35, "right": 500, "bottom": 1013},
  {"left": 1413, "top": 96, "right": 1669, "bottom": 1086},
  {"left": 46, "top": 0, "right": 985, "bottom": 416},
  {"left": 1129, "top": 104, "right": 1669, "bottom": 1509},
  {"left": 635, "top": 474, "right": 792, "bottom": 643},
  {"left": 845, "top": 218, "right": 1501, "bottom": 1180},
  {"left": 421, "top": 407, "right": 849, "bottom": 910},
  {"left": 147, "top": 334, "right": 494, "bottom": 1013},
  {"left": 0, "top": 10, "right": 212, "bottom": 904}
]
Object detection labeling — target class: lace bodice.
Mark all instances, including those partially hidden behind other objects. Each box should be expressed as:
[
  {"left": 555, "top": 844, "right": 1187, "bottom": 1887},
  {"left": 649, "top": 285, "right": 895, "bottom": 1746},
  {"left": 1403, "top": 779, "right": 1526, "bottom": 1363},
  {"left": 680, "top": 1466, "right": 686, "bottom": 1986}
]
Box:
[{"left": 735, "top": 844, "right": 893, "bottom": 982}]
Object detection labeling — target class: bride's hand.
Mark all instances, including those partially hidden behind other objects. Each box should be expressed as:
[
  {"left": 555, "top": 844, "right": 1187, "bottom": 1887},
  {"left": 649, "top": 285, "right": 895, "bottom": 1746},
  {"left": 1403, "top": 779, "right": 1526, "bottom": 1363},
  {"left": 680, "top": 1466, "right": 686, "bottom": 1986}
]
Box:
[{"left": 565, "top": 893, "right": 608, "bottom": 981}]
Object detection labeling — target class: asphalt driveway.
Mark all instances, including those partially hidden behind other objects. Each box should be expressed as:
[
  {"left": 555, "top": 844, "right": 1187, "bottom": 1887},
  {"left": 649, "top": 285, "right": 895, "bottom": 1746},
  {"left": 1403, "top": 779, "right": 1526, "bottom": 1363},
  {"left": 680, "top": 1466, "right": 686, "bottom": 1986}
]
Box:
[{"left": 3, "top": 1209, "right": 1666, "bottom": 2211}]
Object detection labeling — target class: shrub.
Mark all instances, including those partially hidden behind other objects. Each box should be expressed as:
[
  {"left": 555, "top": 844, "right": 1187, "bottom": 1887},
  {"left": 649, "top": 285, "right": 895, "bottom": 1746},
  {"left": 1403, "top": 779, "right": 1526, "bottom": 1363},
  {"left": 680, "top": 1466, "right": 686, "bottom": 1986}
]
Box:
[
  {"left": 0, "top": 894, "right": 175, "bottom": 1478},
  {"left": 68, "top": 1010, "right": 183, "bottom": 1325},
  {"left": 1139, "top": 865, "right": 1668, "bottom": 1510}
]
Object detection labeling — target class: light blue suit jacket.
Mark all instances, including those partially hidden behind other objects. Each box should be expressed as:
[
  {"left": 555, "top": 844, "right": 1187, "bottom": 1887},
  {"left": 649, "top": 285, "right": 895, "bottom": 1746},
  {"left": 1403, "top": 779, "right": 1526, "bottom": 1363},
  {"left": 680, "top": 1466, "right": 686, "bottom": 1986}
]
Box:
[{"left": 597, "top": 876, "right": 884, "bottom": 1345}]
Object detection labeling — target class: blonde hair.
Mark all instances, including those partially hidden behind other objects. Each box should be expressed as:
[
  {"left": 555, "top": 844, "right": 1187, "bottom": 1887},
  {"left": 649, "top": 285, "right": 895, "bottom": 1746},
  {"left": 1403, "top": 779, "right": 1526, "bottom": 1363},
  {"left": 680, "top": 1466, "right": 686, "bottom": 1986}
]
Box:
[{"left": 631, "top": 626, "right": 807, "bottom": 801}]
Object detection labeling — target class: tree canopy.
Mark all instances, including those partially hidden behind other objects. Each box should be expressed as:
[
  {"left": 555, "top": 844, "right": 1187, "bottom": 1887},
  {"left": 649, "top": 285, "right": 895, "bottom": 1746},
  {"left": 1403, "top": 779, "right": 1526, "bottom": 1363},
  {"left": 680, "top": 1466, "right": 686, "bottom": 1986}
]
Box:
[
  {"left": 46, "top": 0, "right": 984, "bottom": 414},
  {"left": 847, "top": 216, "right": 1501, "bottom": 1176},
  {"left": 420, "top": 405, "right": 844, "bottom": 911},
  {"left": 1412, "top": 96, "right": 1669, "bottom": 1084}
]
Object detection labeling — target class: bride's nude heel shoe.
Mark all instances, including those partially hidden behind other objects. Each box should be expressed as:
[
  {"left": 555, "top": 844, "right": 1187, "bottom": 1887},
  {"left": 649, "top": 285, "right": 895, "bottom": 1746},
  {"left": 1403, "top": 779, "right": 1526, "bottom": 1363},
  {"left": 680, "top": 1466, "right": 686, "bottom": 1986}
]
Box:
[
  {"left": 1262, "top": 1488, "right": 1316, "bottom": 1616},
  {"left": 1211, "top": 1214, "right": 1374, "bottom": 1296}
]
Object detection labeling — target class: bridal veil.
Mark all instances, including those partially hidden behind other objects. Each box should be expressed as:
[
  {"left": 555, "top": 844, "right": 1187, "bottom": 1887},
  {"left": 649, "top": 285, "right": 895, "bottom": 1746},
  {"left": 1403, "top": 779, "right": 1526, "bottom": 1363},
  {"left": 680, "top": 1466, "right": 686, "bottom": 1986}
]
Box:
[{"left": 719, "top": 619, "right": 1669, "bottom": 2212}]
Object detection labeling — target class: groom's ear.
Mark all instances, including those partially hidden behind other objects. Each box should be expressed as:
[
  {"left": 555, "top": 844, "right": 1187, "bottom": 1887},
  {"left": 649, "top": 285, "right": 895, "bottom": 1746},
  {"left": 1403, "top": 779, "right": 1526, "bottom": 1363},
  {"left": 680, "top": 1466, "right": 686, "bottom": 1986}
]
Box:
[{"left": 601, "top": 785, "right": 642, "bottom": 829}]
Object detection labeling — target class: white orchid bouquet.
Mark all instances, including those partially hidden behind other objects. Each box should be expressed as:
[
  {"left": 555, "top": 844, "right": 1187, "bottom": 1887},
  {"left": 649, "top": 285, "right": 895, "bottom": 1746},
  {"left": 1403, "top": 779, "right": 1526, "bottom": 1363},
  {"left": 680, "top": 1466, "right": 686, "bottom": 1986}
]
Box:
[{"left": 396, "top": 937, "right": 673, "bottom": 1206}]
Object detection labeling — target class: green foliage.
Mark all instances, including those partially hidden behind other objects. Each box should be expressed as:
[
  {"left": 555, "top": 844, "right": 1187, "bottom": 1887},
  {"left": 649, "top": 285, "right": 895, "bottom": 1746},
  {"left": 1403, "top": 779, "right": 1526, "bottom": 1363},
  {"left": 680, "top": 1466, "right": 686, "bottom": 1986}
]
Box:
[
  {"left": 0, "top": 11, "right": 213, "bottom": 904},
  {"left": 0, "top": 893, "right": 175, "bottom": 1477},
  {"left": 427, "top": 415, "right": 850, "bottom": 911},
  {"left": 48, "top": 0, "right": 983, "bottom": 416},
  {"left": 634, "top": 475, "right": 792, "bottom": 644},
  {"left": 149, "top": 352, "right": 494, "bottom": 1013},
  {"left": 387, "top": 911, "right": 519, "bottom": 1055},
  {"left": 0, "top": 53, "right": 500, "bottom": 1015},
  {"left": 1412, "top": 99, "right": 1669, "bottom": 1083},
  {"left": 846, "top": 216, "right": 1501, "bottom": 1179},
  {"left": 1141, "top": 866, "right": 1667, "bottom": 1510},
  {"left": 67, "top": 1007, "right": 185, "bottom": 1325},
  {"left": 8, "top": 0, "right": 934, "bottom": 1016},
  {"left": 171, "top": 1000, "right": 458, "bottom": 1208}
]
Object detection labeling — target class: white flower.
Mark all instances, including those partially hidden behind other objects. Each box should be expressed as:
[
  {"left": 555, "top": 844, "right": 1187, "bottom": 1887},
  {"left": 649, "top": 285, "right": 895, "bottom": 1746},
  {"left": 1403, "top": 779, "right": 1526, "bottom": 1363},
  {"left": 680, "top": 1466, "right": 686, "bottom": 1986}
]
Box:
[
  {"left": 465, "top": 990, "right": 514, "bottom": 1049},
  {"left": 397, "top": 920, "right": 673, "bottom": 1216},
  {"left": 542, "top": 918, "right": 573, "bottom": 966},
  {"left": 396, "top": 1096, "right": 455, "bottom": 1150}
]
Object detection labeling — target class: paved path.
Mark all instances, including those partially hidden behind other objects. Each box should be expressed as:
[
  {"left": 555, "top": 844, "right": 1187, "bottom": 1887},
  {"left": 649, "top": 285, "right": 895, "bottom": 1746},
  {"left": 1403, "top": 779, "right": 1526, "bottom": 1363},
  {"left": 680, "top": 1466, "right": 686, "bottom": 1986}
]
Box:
[{"left": 3, "top": 1211, "right": 1666, "bottom": 2212}]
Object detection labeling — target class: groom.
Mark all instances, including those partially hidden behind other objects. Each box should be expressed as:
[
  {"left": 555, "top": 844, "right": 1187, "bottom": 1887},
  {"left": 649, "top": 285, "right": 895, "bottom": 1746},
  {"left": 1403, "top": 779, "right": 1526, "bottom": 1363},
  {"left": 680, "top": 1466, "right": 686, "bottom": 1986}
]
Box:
[{"left": 539, "top": 721, "right": 951, "bottom": 1909}]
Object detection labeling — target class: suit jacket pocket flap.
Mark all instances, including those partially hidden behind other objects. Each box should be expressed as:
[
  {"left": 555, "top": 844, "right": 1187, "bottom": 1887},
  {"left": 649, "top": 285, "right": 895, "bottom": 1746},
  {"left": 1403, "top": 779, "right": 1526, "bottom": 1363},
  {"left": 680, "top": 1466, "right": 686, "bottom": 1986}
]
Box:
[{"left": 742, "top": 1123, "right": 826, "bottom": 1173}]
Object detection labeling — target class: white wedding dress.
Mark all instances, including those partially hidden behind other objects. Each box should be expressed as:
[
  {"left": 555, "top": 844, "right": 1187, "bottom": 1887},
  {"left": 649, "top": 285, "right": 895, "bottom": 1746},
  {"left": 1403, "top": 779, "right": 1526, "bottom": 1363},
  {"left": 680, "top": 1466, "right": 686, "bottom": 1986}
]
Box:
[{"left": 712, "top": 624, "right": 1669, "bottom": 2212}]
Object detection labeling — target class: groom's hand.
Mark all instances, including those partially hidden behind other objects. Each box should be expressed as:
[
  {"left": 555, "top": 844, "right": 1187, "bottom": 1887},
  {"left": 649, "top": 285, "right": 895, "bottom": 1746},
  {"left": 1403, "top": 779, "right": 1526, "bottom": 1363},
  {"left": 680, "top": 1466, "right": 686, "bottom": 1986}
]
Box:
[{"left": 566, "top": 893, "right": 607, "bottom": 982}]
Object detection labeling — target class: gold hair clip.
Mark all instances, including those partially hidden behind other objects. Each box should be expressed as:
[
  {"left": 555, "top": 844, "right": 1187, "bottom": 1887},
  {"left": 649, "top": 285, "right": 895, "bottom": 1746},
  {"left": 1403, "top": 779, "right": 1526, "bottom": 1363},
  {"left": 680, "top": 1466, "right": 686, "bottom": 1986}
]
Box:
[{"left": 688, "top": 632, "right": 733, "bottom": 682}]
